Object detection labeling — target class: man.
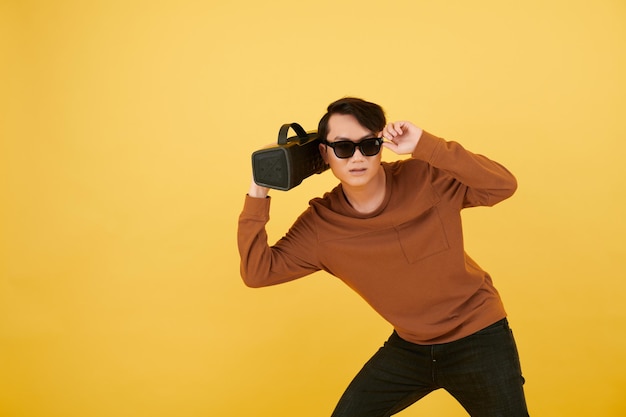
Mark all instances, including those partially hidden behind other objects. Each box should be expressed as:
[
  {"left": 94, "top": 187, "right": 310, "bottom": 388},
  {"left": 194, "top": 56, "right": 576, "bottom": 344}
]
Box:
[{"left": 238, "top": 97, "right": 529, "bottom": 416}]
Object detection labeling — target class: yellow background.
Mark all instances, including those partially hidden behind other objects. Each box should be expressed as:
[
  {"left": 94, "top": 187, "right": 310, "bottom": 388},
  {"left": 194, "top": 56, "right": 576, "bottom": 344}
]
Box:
[{"left": 1, "top": 0, "right": 625, "bottom": 416}]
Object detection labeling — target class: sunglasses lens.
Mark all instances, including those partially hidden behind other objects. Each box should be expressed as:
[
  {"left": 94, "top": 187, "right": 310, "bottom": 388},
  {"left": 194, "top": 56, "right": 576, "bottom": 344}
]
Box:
[
  {"left": 334, "top": 142, "right": 356, "bottom": 158},
  {"left": 360, "top": 138, "right": 381, "bottom": 156}
]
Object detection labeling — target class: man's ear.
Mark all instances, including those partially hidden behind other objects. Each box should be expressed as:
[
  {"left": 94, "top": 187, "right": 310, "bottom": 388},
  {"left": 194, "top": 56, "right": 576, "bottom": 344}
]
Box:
[{"left": 319, "top": 143, "right": 329, "bottom": 163}]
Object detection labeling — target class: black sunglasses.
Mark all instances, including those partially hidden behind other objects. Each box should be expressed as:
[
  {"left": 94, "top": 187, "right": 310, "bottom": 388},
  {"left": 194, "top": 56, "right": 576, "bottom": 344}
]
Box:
[{"left": 323, "top": 137, "right": 384, "bottom": 159}]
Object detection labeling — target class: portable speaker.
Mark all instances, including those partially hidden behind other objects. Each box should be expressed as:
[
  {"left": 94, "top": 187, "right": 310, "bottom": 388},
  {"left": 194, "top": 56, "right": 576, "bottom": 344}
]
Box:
[{"left": 251, "top": 123, "right": 329, "bottom": 190}]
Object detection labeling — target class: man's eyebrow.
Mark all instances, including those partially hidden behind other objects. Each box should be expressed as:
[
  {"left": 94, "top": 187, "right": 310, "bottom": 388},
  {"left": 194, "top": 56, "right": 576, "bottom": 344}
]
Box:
[{"left": 332, "top": 133, "right": 377, "bottom": 141}]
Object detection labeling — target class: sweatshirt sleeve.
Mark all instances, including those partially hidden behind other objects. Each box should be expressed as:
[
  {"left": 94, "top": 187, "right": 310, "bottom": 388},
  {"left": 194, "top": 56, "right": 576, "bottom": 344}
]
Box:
[
  {"left": 412, "top": 131, "right": 517, "bottom": 208},
  {"left": 237, "top": 195, "right": 321, "bottom": 288}
]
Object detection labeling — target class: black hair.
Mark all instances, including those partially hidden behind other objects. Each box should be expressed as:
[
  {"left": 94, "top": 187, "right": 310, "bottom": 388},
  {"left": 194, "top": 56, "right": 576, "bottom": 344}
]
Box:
[{"left": 317, "top": 97, "right": 386, "bottom": 141}]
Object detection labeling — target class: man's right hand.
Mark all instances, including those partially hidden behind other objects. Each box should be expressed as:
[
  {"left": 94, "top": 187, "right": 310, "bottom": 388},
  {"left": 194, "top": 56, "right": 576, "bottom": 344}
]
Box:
[{"left": 248, "top": 178, "right": 270, "bottom": 198}]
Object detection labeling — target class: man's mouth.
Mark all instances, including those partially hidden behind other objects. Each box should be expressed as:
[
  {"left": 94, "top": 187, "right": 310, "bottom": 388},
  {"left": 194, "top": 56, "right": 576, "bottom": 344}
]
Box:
[{"left": 349, "top": 168, "right": 367, "bottom": 175}]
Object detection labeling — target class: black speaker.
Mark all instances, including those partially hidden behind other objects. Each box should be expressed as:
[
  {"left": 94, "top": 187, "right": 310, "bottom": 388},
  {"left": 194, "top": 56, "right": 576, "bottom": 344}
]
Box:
[{"left": 251, "top": 123, "right": 329, "bottom": 191}]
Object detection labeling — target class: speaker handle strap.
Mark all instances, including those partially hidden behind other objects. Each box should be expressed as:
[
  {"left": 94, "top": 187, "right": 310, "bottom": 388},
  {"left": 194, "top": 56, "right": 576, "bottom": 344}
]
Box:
[{"left": 278, "top": 123, "right": 308, "bottom": 145}]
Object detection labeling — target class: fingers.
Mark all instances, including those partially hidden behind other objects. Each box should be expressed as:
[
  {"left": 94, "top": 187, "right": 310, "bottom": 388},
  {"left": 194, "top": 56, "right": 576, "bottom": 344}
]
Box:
[
  {"left": 382, "top": 121, "right": 410, "bottom": 139},
  {"left": 381, "top": 121, "right": 422, "bottom": 156}
]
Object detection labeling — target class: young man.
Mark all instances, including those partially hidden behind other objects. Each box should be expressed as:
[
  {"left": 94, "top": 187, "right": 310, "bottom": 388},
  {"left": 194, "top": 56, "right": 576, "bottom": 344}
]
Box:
[{"left": 238, "top": 97, "right": 529, "bottom": 416}]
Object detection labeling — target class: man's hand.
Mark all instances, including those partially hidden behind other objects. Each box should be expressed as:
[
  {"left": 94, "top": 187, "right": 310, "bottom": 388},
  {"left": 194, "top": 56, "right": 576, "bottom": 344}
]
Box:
[
  {"left": 248, "top": 178, "right": 270, "bottom": 198},
  {"left": 382, "top": 121, "right": 423, "bottom": 155}
]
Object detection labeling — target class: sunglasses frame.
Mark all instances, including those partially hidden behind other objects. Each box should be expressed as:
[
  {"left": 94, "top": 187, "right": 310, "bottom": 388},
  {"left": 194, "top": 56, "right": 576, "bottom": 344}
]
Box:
[{"left": 322, "top": 137, "right": 384, "bottom": 159}]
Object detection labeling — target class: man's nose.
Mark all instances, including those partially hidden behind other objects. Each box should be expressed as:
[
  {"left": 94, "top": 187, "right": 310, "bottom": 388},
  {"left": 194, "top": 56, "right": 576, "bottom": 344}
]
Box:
[{"left": 350, "top": 146, "right": 365, "bottom": 160}]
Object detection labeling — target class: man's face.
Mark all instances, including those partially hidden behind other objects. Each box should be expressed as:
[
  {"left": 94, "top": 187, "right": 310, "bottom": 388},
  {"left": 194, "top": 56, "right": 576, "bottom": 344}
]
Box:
[{"left": 319, "top": 113, "right": 383, "bottom": 188}]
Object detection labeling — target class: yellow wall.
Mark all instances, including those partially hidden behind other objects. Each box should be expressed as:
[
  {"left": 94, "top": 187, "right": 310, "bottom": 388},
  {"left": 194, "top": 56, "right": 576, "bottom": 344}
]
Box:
[{"left": 2, "top": 0, "right": 625, "bottom": 416}]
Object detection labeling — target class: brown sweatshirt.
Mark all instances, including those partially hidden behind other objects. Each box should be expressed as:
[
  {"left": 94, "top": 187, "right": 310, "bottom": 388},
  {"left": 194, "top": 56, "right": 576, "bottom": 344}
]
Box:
[{"left": 237, "top": 131, "right": 517, "bottom": 344}]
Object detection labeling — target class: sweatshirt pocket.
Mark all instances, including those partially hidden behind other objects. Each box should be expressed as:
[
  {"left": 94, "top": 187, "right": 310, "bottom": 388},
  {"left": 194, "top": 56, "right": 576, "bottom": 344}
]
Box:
[{"left": 395, "top": 206, "right": 450, "bottom": 264}]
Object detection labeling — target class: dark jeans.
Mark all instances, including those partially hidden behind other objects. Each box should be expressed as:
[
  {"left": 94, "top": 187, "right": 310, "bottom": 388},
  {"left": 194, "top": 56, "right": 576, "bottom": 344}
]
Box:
[{"left": 331, "top": 319, "right": 529, "bottom": 417}]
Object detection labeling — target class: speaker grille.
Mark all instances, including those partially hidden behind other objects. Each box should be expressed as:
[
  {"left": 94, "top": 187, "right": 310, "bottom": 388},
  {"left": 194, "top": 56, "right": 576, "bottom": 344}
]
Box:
[{"left": 252, "top": 150, "right": 289, "bottom": 189}]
